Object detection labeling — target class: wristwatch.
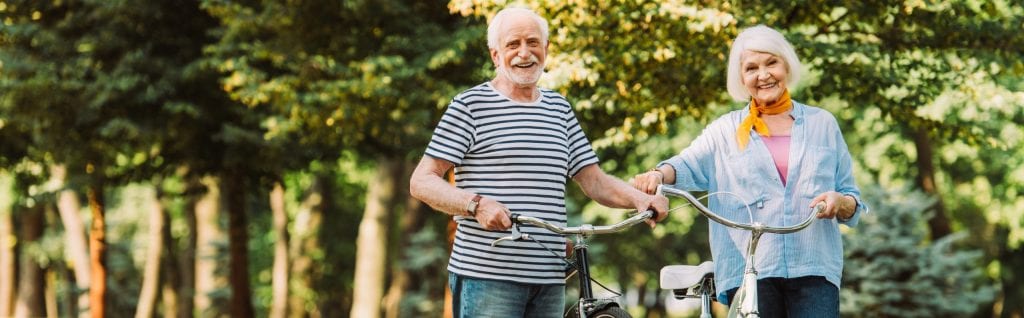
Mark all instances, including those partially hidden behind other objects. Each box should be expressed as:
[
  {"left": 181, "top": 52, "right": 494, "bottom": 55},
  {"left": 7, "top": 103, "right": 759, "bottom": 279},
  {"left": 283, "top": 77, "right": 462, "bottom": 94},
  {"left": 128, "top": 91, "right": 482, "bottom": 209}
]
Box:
[{"left": 466, "top": 194, "right": 482, "bottom": 216}]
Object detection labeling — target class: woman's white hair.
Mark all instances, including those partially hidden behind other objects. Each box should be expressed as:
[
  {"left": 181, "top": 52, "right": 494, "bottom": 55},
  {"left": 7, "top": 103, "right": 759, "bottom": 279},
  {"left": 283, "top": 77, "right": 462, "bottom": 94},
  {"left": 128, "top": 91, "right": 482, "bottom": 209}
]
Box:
[
  {"left": 487, "top": 7, "right": 549, "bottom": 49},
  {"left": 726, "top": 25, "right": 803, "bottom": 102}
]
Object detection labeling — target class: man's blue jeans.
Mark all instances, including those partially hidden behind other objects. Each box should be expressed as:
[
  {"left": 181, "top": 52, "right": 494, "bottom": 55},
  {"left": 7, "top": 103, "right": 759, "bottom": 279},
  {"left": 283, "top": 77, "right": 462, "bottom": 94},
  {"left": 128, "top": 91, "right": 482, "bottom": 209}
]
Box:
[
  {"left": 449, "top": 271, "right": 565, "bottom": 318},
  {"left": 720, "top": 275, "right": 839, "bottom": 318}
]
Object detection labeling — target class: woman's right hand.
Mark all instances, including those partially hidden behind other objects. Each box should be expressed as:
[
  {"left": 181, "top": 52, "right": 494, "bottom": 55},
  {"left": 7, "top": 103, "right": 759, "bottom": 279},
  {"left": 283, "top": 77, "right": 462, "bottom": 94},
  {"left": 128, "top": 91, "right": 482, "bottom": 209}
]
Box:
[{"left": 631, "top": 171, "right": 664, "bottom": 195}]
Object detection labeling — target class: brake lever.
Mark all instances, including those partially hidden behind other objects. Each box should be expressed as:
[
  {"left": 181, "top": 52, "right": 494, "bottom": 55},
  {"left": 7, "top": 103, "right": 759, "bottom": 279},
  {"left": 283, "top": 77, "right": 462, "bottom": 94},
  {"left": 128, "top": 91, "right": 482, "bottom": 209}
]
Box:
[{"left": 492, "top": 223, "right": 529, "bottom": 247}]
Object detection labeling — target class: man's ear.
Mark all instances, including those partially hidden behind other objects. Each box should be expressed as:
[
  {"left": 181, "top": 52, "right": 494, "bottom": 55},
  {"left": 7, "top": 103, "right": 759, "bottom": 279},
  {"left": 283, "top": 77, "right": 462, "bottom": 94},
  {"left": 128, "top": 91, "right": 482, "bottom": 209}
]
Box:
[{"left": 489, "top": 48, "right": 499, "bottom": 66}]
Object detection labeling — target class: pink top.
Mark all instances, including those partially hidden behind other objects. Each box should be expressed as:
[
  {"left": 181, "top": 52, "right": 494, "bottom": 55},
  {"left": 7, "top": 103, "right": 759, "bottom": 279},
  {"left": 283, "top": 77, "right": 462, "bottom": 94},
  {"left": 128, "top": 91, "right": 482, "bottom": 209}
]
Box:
[{"left": 761, "top": 135, "right": 791, "bottom": 186}]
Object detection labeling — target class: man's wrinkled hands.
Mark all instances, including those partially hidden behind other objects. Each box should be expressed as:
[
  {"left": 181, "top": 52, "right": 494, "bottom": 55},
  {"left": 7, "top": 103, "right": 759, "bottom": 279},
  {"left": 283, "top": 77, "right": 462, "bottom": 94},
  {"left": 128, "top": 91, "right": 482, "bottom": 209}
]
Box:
[
  {"left": 475, "top": 197, "right": 512, "bottom": 231},
  {"left": 641, "top": 194, "right": 670, "bottom": 228}
]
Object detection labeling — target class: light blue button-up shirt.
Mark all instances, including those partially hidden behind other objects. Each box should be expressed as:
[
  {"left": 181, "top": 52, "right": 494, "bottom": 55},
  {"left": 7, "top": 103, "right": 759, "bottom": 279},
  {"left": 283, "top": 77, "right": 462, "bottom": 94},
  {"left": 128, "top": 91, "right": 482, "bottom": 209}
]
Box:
[{"left": 660, "top": 101, "right": 868, "bottom": 297}]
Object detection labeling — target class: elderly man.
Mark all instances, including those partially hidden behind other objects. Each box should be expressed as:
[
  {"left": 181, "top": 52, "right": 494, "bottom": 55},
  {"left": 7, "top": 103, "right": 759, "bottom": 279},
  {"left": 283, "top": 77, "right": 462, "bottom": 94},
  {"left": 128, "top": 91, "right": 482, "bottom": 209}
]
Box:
[{"left": 409, "top": 6, "right": 669, "bottom": 318}]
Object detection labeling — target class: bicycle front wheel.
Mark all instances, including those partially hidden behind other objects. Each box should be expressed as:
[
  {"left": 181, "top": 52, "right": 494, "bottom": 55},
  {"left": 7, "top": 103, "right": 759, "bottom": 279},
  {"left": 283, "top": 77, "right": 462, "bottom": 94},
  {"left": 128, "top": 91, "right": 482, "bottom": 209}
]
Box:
[{"left": 590, "top": 306, "right": 631, "bottom": 318}]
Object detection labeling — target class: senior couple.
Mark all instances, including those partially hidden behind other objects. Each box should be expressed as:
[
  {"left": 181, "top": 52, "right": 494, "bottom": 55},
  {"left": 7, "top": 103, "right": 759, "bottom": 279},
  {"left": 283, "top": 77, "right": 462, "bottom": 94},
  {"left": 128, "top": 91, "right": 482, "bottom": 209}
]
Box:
[{"left": 409, "top": 6, "right": 867, "bottom": 318}]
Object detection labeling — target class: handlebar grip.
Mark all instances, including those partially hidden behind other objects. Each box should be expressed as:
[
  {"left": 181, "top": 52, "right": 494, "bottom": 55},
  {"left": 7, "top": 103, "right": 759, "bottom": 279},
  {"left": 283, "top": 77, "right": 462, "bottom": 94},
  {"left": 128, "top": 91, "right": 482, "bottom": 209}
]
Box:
[
  {"left": 642, "top": 209, "right": 656, "bottom": 219},
  {"left": 813, "top": 202, "right": 826, "bottom": 213}
]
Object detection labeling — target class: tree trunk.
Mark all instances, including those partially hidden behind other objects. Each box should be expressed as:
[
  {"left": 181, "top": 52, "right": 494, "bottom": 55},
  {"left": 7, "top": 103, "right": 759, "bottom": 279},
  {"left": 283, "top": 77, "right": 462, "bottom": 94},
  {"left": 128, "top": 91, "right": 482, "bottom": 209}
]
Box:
[
  {"left": 911, "top": 129, "right": 951, "bottom": 239},
  {"left": 350, "top": 159, "right": 400, "bottom": 318},
  {"left": 288, "top": 174, "right": 326, "bottom": 318},
  {"left": 174, "top": 175, "right": 201, "bottom": 318},
  {"left": 442, "top": 219, "right": 456, "bottom": 318},
  {"left": 13, "top": 205, "right": 45, "bottom": 317},
  {"left": 998, "top": 228, "right": 1024, "bottom": 318},
  {"left": 87, "top": 182, "right": 107, "bottom": 318},
  {"left": 225, "top": 171, "right": 254, "bottom": 317},
  {"left": 194, "top": 175, "right": 229, "bottom": 316},
  {"left": 45, "top": 269, "right": 58, "bottom": 318},
  {"left": 270, "top": 181, "right": 289, "bottom": 318},
  {"left": 443, "top": 169, "right": 456, "bottom": 318},
  {"left": 383, "top": 161, "right": 424, "bottom": 318},
  {"left": 57, "top": 189, "right": 90, "bottom": 318},
  {"left": 0, "top": 174, "right": 15, "bottom": 317},
  {"left": 160, "top": 198, "right": 182, "bottom": 318},
  {"left": 51, "top": 164, "right": 90, "bottom": 318},
  {"left": 136, "top": 183, "right": 166, "bottom": 318}
]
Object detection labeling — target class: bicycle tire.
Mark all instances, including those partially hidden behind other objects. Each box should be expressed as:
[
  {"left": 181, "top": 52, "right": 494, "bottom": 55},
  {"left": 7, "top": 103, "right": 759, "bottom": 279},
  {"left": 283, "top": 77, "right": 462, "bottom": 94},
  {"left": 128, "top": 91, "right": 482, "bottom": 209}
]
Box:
[{"left": 590, "top": 306, "right": 631, "bottom": 318}]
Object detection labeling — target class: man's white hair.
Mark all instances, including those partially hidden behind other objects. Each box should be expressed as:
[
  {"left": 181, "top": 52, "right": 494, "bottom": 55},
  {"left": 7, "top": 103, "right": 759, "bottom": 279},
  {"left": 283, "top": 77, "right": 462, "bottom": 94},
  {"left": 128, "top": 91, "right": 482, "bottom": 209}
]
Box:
[
  {"left": 487, "top": 7, "right": 549, "bottom": 49},
  {"left": 726, "top": 25, "right": 803, "bottom": 102}
]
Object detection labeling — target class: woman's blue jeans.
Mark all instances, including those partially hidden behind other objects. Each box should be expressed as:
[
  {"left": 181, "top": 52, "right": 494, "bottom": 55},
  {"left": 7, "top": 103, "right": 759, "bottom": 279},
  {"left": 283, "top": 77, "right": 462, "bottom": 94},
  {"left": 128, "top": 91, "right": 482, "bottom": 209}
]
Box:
[
  {"left": 449, "top": 271, "right": 565, "bottom": 318},
  {"left": 720, "top": 275, "right": 839, "bottom": 318}
]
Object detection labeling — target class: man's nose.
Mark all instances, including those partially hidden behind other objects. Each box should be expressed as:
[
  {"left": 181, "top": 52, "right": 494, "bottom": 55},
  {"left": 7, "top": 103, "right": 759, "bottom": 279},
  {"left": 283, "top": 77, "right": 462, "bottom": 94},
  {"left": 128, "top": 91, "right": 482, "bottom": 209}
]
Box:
[{"left": 517, "top": 46, "right": 530, "bottom": 58}]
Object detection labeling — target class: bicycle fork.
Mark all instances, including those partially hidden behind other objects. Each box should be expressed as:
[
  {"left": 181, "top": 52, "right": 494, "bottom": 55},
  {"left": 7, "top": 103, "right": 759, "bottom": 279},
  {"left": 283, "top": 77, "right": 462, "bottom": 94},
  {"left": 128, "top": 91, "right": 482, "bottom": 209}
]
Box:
[
  {"left": 570, "top": 234, "right": 622, "bottom": 317},
  {"left": 737, "top": 229, "right": 765, "bottom": 317},
  {"left": 572, "top": 234, "right": 600, "bottom": 317}
]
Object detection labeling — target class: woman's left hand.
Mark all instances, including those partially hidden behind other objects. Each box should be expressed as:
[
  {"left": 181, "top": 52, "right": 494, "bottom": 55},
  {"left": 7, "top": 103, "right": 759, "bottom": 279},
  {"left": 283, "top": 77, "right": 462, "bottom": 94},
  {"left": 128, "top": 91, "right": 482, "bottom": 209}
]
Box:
[{"left": 810, "top": 191, "right": 853, "bottom": 219}]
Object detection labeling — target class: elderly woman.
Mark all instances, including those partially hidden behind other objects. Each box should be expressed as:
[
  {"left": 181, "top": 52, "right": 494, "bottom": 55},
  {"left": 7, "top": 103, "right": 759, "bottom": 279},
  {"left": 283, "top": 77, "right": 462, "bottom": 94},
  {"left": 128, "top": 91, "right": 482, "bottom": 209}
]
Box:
[{"left": 633, "top": 25, "right": 868, "bottom": 317}]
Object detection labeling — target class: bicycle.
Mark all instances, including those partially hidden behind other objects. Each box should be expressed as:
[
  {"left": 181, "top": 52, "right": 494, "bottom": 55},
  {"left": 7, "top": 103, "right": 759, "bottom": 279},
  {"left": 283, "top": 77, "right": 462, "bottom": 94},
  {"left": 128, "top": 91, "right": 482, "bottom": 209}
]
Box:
[
  {"left": 657, "top": 186, "right": 824, "bottom": 318},
  {"left": 492, "top": 210, "right": 656, "bottom": 318}
]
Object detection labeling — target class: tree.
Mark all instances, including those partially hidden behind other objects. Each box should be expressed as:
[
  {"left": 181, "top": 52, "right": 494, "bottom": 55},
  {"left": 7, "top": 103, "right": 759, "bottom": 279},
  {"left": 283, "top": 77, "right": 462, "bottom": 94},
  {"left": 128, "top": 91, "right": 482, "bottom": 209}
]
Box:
[
  {"left": 1, "top": 0, "right": 235, "bottom": 316},
  {"left": 200, "top": 0, "right": 490, "bottom": 316},
  {"left": 0, "top": 174, "right": 15, "bottom": 316},
  {"left": 841, "top": 186, "right": 996, "bottom": 317}
]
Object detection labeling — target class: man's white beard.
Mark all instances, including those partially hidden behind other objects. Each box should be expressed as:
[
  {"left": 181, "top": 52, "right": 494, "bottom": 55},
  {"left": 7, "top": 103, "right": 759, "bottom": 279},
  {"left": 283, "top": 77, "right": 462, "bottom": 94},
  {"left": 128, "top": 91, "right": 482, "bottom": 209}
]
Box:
[{"left": 499, "top": 55, "right": 544, "bottom": 86}]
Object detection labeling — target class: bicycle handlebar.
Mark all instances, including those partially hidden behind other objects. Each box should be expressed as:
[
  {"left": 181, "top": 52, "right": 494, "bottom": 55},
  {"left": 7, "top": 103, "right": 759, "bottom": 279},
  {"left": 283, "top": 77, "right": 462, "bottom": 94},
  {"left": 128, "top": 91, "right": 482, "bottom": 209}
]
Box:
[
  {"left": 659, "top": 186, "right": 824, "bottom": 234},
  {"left": 511, "top": 210, "right": 654, "bottom": 235},
  {"left": 492, "top": 210, "right": 654, "bottom": 246}
]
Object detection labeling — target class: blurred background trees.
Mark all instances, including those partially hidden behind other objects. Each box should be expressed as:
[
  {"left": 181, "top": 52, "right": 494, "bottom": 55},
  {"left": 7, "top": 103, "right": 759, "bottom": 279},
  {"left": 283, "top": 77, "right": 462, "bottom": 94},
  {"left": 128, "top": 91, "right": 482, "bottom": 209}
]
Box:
[{"left": 1, "top": 0, "right": 1022, "bottom": 317}]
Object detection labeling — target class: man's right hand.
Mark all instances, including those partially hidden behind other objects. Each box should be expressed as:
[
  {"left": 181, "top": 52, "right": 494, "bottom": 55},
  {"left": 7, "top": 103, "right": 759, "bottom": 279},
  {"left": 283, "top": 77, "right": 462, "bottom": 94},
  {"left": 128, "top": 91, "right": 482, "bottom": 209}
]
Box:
[{"left": 474, "top": 197, "right": 512, "bottom": 231}]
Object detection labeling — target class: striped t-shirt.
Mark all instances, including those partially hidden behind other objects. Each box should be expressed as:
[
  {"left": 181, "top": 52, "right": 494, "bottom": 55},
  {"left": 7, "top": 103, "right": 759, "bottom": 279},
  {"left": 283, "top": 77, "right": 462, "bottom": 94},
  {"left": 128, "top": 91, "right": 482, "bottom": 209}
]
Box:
[{"left": 425, "top": 82, "right": 599, "bottom": 285}]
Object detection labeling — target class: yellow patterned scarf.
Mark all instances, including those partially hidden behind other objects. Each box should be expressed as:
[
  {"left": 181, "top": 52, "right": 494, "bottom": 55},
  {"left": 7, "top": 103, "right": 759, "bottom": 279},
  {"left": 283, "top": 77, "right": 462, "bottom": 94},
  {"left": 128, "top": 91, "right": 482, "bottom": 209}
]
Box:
[{"left": 736, "top": 90, "right": 793, "bottom": 150}]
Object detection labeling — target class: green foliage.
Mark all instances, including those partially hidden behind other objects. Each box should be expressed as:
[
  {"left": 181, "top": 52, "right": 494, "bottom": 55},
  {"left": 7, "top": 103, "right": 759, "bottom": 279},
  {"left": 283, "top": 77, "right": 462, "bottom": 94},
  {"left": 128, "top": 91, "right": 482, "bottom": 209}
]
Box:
[
  {"left": 201, "top": 0, "right": 490, "bottom": 160},
  {"left": 842, "top": 186, "right": 996, "bottom": 317},
  {"left": 0, "top": 0, "right": 229, "bottom": 183},
  {"left": 394, "top": 221, "right": 450, "bottom": 316}
]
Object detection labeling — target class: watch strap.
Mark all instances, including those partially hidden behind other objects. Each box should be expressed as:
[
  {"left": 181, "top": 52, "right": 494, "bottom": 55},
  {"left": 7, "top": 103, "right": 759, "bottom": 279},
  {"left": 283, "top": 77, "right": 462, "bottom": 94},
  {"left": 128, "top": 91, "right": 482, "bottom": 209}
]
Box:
[{"left": 467, "top": 194, "right": 482, "bottom": 216}]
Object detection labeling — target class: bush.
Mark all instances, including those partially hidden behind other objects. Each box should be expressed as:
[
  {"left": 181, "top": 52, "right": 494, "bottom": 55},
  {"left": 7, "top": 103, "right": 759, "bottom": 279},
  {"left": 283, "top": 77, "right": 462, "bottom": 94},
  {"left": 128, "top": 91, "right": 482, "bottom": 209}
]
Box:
[{"left": 841, "top": 186, "right": 996, "bottom": 317}]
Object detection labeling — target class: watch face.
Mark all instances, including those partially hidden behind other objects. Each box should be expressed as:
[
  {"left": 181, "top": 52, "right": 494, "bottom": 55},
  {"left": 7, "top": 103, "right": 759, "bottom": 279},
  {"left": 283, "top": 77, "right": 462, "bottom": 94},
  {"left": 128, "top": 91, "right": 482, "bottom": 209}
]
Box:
[
  {"left": 468, "top": 196, "right": 480, "bottom": 215},
  {"left": 468, "top": 195, "right": 482, "bottom": 215}
]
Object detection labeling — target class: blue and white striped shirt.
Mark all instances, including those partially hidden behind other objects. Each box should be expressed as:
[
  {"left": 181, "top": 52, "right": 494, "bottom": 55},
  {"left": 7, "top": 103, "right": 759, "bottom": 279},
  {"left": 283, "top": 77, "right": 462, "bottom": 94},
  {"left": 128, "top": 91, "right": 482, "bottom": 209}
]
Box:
[
  {"left": 660, "top": 101, "right": 869, "bottom": 295},
  {"left": 425, "top": 82, "right": 598, "bottom": 285}
]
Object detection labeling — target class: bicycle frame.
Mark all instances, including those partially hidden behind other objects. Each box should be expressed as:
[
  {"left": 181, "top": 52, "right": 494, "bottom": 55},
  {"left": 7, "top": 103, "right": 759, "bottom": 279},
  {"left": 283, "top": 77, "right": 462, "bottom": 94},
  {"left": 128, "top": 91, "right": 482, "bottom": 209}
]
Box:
[
  {"left": 493, "top": 211, "right": 654, "bottom": 318},
  {"left": 659, "top": 186, "right": 823, "bottom": 318}
]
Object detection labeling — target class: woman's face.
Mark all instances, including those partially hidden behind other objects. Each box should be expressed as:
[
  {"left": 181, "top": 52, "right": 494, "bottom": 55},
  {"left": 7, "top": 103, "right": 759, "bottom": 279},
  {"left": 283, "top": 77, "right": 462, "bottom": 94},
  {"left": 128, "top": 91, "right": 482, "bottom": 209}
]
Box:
[{"left": 740, "top": 50, "right": 789, "bottom": 105}]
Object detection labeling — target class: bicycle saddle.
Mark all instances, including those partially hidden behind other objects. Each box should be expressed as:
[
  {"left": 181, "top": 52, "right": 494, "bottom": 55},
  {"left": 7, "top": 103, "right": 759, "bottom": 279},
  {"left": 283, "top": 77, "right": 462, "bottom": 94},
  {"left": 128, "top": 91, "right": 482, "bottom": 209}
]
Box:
[{"left": 659, "top": 261, "right": 714, "bottom": 291}]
